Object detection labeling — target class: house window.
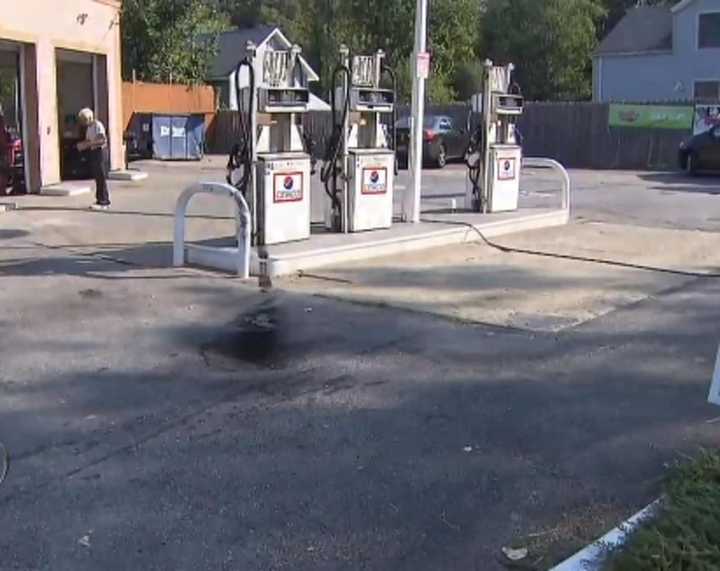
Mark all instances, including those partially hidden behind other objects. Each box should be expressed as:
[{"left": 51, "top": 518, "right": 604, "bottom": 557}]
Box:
[
  {"left": 699, "top": 13, "right": 720, "bottom": 48},
  {"left": 695, "top": 81, "right": 720, "bottom": 102}
]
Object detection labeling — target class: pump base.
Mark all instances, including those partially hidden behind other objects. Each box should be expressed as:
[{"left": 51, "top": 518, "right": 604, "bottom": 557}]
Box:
[{"left": 254, "top": 207, "right": 569, "bottom": 278}]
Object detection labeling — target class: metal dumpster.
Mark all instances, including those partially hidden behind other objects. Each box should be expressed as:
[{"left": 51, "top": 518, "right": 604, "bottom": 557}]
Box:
[{"left": 126, "top": 113, "right": 205, "bottom": 161}]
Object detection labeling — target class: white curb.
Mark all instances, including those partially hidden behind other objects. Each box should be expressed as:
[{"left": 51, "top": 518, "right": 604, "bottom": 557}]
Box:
[
  {"left": 108, "top": 170, "right": 149, "bottom": 182},
  {"left": 549, "top": 500, "right": 661, "bottom": 571},
  {"left": 41, "top": 183, "right": 92, "bottom": 197}
]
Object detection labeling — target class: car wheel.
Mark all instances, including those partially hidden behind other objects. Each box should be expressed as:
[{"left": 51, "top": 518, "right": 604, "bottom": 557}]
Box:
[
  {"left": 435, "top": 144, "right": 448, "bottom": 169},
  {"left": 686, "top": 152, "right": 698, "bottom": 176}
]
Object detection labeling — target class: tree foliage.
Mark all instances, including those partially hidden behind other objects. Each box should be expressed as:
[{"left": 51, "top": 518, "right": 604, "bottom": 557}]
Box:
[
  {"left": 482, "top": 0, "right": 605, "bottom": 101},
  {"left": 121, "top": 0, "right": 227, "bottom": 84},
  {"left": 120, "top": 0, "right": 655, "bottom": 101}
]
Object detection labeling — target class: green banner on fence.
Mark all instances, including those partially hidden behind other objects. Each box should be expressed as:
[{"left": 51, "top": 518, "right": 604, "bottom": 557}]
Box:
[{"left": 609, "top": 104, "right": 694, "bottom": 130}]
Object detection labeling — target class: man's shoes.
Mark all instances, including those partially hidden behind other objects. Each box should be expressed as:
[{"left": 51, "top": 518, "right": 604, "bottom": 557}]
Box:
[{"left": 89, "top": 204, "right": 110, "bottom": 211}]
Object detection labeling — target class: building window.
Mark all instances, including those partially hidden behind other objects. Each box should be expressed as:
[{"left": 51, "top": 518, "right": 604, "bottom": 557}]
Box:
[
  {"left": 695, "top": 81, "right": 720, "bottom": 102},
  {"left": 699, "top": 13, "right": 720, "bottom": 48}
]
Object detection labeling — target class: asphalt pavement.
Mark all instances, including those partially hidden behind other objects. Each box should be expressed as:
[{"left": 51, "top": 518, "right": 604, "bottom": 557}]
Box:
[{"left": 1, "top": 161, "right": 720, "bottom": 570}]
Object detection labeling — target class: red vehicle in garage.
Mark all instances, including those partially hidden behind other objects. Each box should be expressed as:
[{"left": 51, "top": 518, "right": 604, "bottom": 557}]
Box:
[
  {"left": 8, "top": 131, "right": 24, "bottom": 193},
  {"left": 1, "top": 129, "right": 24, "bottom": 195}
]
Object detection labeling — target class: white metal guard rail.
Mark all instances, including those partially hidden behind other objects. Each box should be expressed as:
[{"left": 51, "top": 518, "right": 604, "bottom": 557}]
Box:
[
  {"left": 522, "top": 157, "right": 571, "bottom": 213},
  {"left": 173, "top": 182, "right": 251, "bottom": 278}
]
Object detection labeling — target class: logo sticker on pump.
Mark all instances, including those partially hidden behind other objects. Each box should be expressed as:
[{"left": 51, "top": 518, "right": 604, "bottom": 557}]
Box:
[
  {"left": 361, "top": 167, "right": 388, "bottom": 195},
  {"left": 498, "top": 158, "right": 516, "bottom": 181},
  {"left": 273, "top": 172, "right": 304, "bottom": 203}
]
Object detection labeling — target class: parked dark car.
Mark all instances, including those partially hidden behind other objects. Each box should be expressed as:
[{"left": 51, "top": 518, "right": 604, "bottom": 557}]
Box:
[
  {"left": 679, "top": 125, "right": 720, "bottom": 175},
  {"left": 396, "top": 115, "right": 469, "bottom": 169}
]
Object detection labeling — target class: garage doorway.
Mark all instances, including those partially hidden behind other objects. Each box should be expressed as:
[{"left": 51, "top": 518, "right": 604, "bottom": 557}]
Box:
[
  {"left": 0, "top": 40, "right": 28, "bottom": 194},
  {"left": 56, "top": 49, "right": 109, "bottom": 181}
]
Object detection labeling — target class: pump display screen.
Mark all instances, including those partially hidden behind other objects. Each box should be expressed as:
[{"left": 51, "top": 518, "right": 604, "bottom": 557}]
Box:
[
  {"left": 493, "top": 94, "right": 524, "bottom": 114},
  {"left": 361, "top": 167, "right": 388, "bottom": 195},
  {"left": 354, "top": 89, "right": 394, "bottom": 108},
  {"left": 273, "top": 172, "right": 304, "bottom": 203},
  {"left": 263, "top": 89, "right": 310, "bottom": 106}
]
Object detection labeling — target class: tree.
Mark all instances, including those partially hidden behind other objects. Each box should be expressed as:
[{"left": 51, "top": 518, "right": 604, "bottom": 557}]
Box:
[
  {"left": 482, "top": 0, "right": 605, "bottom": 101},
  {"left": 427, "top": 0, "right": 482, "bottom": 102},
  {"left": 121, "top": 0, "right": 227, "bottom": 84}
]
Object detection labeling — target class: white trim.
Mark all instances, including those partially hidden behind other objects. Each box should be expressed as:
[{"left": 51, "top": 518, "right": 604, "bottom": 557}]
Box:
[
  {"left": 673, "top": 0, "right": 698, "bottom": 14},
  {"left": 697, "top": 10, "right": 720, "bottom": 51},
  {"left": 298, "top": 56, "right": 320, "bottom": 83},
  {"left": 261, "top": 28, "right": 288, "bottom": 49}
]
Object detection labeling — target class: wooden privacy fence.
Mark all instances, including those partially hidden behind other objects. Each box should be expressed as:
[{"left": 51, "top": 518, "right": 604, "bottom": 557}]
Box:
[
  {"left": 207, "top": 110, "right": 335, "bottom": 157},
  {"left": 397, "top": 102, "right": 686, "bottom": 170},
  {"left": 122, "top": 81, "right": 216, "bottom": 131},
  {"left": 518, "top": 102, "right": 687, "bottom": 171},
  {"left": 208, "top": 101, "right": 689, "bottom": 170}
]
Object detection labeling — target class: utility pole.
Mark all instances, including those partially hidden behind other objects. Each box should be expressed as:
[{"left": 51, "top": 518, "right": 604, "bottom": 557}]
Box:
[{"left": 404, "top": 0, "right": 428, "bottom": 224}]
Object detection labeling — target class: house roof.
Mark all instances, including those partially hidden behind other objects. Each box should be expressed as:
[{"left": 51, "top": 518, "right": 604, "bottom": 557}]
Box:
[
  {"left": 208, "top": 25, "right": 319, "bottom": 83},
  {"left": 208, "top": 25, "right": 276, "bottom": 79},
  {"left": 595, "top": 5, "right": 673, "bottom": 56}
]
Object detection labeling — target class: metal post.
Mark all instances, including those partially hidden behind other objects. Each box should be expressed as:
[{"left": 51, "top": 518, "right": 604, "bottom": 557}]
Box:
[
  {"left": 405, "top": 0, "right": 428, "bottom": 224},
  {"left": 482, "top": 60, "right": 493, "bottom": 214},
  {"left": 340, "top": 45, "right": 351, "bottom": 234},
  {"left": 247, "top": 42, "right": 259, "bottom": 241}
]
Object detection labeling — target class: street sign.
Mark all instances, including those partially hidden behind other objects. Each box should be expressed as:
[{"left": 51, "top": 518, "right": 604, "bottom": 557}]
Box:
[
  {"left": 707, "top": 345, "right": 720, "bottom": 406},
  {"left": 416, "top": 52, "right": 430, "bottom": 80}
]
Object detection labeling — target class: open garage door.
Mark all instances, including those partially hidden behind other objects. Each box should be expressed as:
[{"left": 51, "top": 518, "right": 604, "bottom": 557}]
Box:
[
  {"left": 56, "top": 49, "right": 95, "bottom": 181},
  {"left": 55, "top": 49, "right": 110, "bottom": 182},
  {"left": 0, "top": 40, "right": 29, "bottom": 194}
]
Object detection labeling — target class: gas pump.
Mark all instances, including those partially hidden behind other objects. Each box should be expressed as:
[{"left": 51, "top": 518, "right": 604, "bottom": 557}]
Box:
[
  {"left": 465, "top": 60, "right": 524, "bottom": 213},
  {"left": 228, "top": 42, "right": 316, "bottom": 245},
  {"left": 322, "top": 46, "right": 397, "bottom": 233}
]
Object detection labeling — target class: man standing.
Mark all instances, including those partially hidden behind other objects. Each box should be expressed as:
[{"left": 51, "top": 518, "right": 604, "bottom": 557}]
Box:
[{"left": 76, "top": 108, "right": 110, "bottom": 210}]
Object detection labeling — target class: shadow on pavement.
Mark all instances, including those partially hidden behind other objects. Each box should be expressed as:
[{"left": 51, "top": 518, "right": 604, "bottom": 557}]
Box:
[
  {"left": 0, "top": 244, "right": 178, "bottom": 279},
  {"left": 0, "top": 229, "right": 30, "bottom": 240},
  {"left": 639, "top": 172, "right": 720, "bottom": 195},
  {"left": 17, "top": 205, "right": 235, "bottom": 221},
  {"left": 1, "top": 283, "right": 719, "bottom": 570}
]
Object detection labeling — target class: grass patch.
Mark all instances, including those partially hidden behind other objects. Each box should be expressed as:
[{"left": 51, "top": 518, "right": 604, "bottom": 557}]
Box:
[{"left": 605, "top": 451, "right": 720, "bottom": 571}]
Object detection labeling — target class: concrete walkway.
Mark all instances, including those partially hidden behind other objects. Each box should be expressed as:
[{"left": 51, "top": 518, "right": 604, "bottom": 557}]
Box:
[{"left": 279, "top": 221, "right": 720, "bottom": 331}]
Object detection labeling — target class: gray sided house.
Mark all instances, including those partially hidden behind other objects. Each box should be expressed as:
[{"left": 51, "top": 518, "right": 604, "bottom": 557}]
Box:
[
  {"left": 593, "top": 0, "right": 720, "bottom": 103},
  {"left": 207, "top": 26, "right": 329, "bottom": 111}
]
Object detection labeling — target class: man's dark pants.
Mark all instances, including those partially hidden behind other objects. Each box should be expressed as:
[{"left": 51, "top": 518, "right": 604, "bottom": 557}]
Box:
[{"left": 90, "top": 148, "right": 110, "bottom": 206}]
